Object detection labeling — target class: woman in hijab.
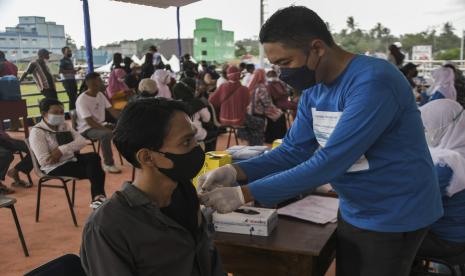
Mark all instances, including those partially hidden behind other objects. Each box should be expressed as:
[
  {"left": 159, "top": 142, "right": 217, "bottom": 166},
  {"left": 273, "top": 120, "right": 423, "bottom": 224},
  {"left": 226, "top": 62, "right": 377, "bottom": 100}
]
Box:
[
  {"left": 106, "top": 55, "right": 133, "bottom": 110},
  {"left": 240, "top": 69, "right": 283, "bottom": 145},
  {"left": 418, "top": 99, "right": 465, "bottom": 259},
  {"left": 209, "top": 66, "right": 249, "bottom": 127},
  {"left": 151, "top": 69, "right": 172, "bottom": 99},
  {"left": 421, "top": 67, "right": 457, "bottom": 106}
]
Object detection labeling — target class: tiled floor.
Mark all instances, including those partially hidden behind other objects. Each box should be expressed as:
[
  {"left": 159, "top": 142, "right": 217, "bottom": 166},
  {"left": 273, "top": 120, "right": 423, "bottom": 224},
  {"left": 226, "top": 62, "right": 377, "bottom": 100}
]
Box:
[{"left": 0, "top": 129, "right": 335, "bottom": 276}]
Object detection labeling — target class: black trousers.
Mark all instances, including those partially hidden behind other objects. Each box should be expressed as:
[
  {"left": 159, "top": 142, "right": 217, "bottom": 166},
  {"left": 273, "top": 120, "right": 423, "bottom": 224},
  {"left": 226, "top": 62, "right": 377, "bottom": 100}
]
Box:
[
  {"left": 48, "top": 153, "right": 106, "bottom": 200},
  {"left": 0, "top": 138, "right": 32, "bottom": 180},
  {"left": 336, "top": 215, "right": 428, "bottom": 276},
  {"left": 418, "top": 232, "right": 465, "bottom": 259},
  {"left": 41, "top": 88, "right": 58, "bottom": 100},
  {"left": 62, "top": 79, "right": 78, "bottom": 110}
]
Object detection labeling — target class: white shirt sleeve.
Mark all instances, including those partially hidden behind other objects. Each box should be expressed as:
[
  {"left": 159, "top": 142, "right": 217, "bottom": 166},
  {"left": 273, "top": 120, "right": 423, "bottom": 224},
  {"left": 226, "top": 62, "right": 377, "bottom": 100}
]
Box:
[
  {"left": 100, "top": 92, "right": 112, "bottom": 109},
  {"left": 29, "top": 127, "right": 52, "bottom": 166}
]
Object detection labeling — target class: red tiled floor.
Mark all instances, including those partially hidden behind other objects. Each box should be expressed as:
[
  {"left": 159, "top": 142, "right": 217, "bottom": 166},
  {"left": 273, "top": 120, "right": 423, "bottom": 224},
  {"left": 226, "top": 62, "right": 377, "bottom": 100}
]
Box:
[{"left": 0, "top": 130, "right": 335, "bottom": 275}]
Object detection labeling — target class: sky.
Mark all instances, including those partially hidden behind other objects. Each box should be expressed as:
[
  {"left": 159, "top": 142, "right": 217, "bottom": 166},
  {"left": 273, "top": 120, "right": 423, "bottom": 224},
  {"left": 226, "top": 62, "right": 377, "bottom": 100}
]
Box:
[{"left": 0, "top": 0, "right": 464, "bottom": 47}]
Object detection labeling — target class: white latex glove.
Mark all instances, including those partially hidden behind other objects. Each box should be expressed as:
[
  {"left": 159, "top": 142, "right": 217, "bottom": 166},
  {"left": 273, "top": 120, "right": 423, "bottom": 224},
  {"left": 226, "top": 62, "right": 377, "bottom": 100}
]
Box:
[
  {"left": 199, "top": 186, "right": 245, "bottom": 214},
  {"left": 198, "top": 164, "right": 237, "bottom": 192}
]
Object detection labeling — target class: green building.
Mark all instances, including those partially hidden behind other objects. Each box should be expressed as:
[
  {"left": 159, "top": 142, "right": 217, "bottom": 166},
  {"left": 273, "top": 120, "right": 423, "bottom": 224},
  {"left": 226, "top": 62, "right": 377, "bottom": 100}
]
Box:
[{"left": 194, "top": 18, "right": 234, "bottom": 64}]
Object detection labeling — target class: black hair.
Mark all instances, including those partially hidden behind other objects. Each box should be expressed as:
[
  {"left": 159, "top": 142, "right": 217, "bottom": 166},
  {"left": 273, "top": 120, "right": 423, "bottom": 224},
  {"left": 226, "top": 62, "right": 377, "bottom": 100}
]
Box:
[
  {"left": 0, "top": 51, "right": 5, "bottom": 60},
  {"left": 61, "top": 46, "right": 70, "bottom": 54},
  {"left": 245, "top": 63, "right": 255, "bottom": 73},
  {"left": 123, "top": 56, "right": 132, "bottom": 65},
  {"left": 112, "top": 53, "right": 123, "bottom": 69},
  {"left": 144, "top": 52, "right": 154, "bottom": 65},
  {"left": 149, "top": 45, "right": 158, "bottom": 52},
  {"left": 113, "top": 98, "right": 189, "bottom": 168},
  {"left": 239, "top": 62, "right": 246, "bottom": 70},
  {"left": 85, "top": 72, "right": 101, "bottom": 83},
  {"left": 444, "top": 64, "right": 457, "bottom": 74},
  {"left": 388, "top": 44, "right": 405, "bottom": 66},
  {"left": 259, "top": 6, "right": 335, "bottom": 49},
  {"left": 39, "top": 98, "right": 63, "bottom": 113}
]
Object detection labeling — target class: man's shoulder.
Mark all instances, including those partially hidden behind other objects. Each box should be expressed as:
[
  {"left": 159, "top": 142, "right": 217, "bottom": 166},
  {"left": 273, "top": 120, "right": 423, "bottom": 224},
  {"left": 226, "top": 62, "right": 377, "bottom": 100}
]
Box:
[{"left": 85, "top": 193, "right": 127, "bottom": 229}]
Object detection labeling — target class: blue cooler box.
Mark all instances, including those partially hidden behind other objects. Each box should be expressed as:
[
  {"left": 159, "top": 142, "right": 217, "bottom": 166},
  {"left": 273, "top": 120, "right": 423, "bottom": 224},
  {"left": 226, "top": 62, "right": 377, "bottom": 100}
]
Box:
[{"left": 0, "top": 76, "right": 22, "bottom": 100}]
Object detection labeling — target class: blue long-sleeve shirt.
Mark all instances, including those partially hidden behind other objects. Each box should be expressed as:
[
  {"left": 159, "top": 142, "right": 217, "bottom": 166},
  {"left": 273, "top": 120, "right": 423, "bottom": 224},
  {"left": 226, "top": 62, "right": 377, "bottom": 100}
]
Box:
[
  {"left": 431, "top": 165, "right": 465, "bottom": 243},
  {"left": 237, "top": 55, "right": 443, "bottom": 232}
]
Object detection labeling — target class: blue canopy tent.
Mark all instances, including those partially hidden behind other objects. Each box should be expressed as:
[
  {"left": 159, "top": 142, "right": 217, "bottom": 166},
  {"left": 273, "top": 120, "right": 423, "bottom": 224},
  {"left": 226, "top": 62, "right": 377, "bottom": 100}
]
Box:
[{"left": 81, "top": 0, "right": 200, "bottom": 73}]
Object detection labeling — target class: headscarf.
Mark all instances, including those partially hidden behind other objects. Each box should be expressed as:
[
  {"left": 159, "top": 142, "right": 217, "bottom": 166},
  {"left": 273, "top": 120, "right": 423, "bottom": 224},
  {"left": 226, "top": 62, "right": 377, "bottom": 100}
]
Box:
[
  {"left": 138, "top": 78, "right": 158, "bottom": 96},
  {"left": 420, "top": 99, "right": 465, "bottom": 196},
  {"left": 226, "top": 66, "right": 241, "bottom": 82},
  {"left": 106, "top": 68, "right": 128, "bottom": 99},
  {"left": 427, "top": 67, "right": 457, "bottom": 100},
  {"left": 173, "top": 80, "right": 206, "bottom": 115},
  {"left": 151, "top": 69, "right": 172, "bottom": 99},
  {"left": 247, "top": 68, "right": 266, "bottom": 95}
]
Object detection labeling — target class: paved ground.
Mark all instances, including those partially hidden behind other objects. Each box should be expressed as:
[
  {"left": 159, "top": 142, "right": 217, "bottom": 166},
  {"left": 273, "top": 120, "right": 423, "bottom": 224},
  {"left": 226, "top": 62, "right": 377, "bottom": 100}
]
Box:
[{"left": 0, "top": 130, "right": 335, "bottom": 275}]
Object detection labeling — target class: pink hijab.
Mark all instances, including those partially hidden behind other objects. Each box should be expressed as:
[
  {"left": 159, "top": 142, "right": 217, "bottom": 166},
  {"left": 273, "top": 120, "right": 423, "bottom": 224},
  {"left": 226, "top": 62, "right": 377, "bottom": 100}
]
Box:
[
  {"left": 106, "top": 68, "right": 129, "bottom": 98},
  {"left": 247, "top": 68, "right": 266, "bottom": 95}
]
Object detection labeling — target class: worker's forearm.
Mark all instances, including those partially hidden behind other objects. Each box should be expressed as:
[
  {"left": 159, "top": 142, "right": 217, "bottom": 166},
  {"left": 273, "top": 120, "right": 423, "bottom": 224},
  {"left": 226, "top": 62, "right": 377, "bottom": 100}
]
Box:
[
  {"left": 232, "top": 164, "right": 248, "bottom": 182},
  {"left": 241, "top": 186, "right": 254, "bottom": 203}
]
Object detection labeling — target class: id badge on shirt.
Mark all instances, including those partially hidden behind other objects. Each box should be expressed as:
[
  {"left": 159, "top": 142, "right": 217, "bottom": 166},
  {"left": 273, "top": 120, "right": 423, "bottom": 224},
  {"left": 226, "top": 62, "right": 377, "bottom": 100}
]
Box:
[{"left": 312, "top": 108, "right": 369, "bottom": 172}]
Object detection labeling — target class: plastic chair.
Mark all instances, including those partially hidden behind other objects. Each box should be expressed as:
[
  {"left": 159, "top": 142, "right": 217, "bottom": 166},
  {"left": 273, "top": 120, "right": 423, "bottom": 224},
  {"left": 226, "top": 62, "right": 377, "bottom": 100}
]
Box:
[
  {"left": 25, "top": 139, "right": 79, "bottom": 227},
  {"left": 0, "top": 195, "right": 29, "bottom": 257},
  {"left": 24, "top": 254, "right": 86, "bottom": 276}
]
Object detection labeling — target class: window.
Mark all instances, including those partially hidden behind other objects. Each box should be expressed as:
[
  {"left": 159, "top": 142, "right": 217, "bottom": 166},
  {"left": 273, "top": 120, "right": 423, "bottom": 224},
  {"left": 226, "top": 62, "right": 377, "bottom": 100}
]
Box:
[
  {"left": 201, "top": 37, "right": 207, "bottom": 43},
  {"left": 0, "top": 38, "right": 5, "bottom": 41},
  {"left": 22, "top": 38, "right": 28, "bottom": 41},
  {"left": 10, "top": 38, "right": 16, "bottom": 41},
  {"left": 201, "top": 50, "right": 207, "bottom": 56},
  {"left": 23, "top": 51, "right": 29, "bottom": 54}
]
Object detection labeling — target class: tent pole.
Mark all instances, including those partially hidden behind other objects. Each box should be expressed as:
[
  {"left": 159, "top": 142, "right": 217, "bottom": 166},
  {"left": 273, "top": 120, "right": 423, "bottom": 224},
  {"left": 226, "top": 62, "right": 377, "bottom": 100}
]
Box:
[
  {"left": 82, "top": 0, "right": 94, "bottom": 73},
  {"left": 177, "top": 7, "right": 182, "bottom": 67}
]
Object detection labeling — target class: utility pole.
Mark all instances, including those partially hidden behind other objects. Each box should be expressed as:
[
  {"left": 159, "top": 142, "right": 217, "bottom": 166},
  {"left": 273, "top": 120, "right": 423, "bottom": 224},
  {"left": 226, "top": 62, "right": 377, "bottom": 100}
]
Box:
[
  {"left": 460, "top": 29, "right": 464, "bottom": 61},
  {"left": 258, "top": 0, "right": 265, "bottom": 68}
]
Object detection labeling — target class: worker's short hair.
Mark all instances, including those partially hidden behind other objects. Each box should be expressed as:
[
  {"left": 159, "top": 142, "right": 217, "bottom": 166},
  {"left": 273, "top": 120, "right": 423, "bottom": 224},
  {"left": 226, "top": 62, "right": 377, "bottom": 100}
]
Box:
[{"left": 259, "top": 6, "right": 335, "bottom": 49}]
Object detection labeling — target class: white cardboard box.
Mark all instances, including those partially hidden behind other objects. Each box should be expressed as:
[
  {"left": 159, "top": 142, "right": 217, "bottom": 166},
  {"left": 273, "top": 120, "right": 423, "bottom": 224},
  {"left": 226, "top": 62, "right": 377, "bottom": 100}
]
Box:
[{"left": 212, "top": 207, "right": 278, "bottom": 237}]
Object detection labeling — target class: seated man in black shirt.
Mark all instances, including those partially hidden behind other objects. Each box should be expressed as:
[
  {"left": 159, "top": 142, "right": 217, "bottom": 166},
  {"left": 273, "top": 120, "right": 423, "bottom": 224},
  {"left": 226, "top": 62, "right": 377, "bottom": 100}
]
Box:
[{"left": 80, "top": 98, "right": 225, "bottom": 276}]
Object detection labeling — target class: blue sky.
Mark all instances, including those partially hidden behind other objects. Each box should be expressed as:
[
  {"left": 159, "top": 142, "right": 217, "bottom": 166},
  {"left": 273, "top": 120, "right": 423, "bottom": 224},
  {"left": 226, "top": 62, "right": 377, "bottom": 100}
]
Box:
[{"left": 0, "top": 0, "right": 464, "bottom": 47}]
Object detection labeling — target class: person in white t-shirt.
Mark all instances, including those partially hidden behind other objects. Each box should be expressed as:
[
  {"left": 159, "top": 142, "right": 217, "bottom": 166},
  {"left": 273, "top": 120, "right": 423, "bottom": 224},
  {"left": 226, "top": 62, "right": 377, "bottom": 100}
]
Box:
[{"left": 76, "top": 72, "right": 121, "bottom": 173}]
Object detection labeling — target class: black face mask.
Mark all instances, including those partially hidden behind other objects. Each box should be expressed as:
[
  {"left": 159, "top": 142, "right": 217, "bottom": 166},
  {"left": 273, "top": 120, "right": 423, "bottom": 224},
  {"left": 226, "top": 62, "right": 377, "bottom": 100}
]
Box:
[
  {"left": 66, "top": 53, "right": 72, "bottom": 58},
  {"left": 156, "top": 145, "right": 205, "bottom": 182},
  {"left": 279, "top": 51, "right": 321, "bottom": 91},
  {"left": 412, "top": 70, "right": 418, "bottom": 78}
]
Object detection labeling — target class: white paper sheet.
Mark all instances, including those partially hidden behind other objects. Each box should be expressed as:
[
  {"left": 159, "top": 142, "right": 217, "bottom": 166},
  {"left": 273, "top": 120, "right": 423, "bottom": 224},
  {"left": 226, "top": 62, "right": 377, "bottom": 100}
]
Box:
[{"left": 277, "top": 195, "right": 339, "bottom": 224}]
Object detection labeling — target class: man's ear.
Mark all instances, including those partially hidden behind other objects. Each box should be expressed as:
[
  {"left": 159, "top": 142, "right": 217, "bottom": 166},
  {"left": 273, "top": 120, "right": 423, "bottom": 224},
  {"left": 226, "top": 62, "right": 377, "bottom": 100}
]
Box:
[
  {"left": 310, "top": 39, "right": 326, "bottom": 57},
  {"left": 136, "top": 149, "right": 157, "bottom": 168}
]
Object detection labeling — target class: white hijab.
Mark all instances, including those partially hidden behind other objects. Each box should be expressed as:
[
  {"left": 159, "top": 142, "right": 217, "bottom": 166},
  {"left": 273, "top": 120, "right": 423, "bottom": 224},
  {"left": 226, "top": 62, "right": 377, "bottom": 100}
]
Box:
[
  {"left": 151, "top": 69, "right": 172, "bottom": 99},
  {"left": 426, "top": 67, "right": 457, "bottom": 100},
  {"left": 420, "top": 99, "right": 465, "bottom": 196}
]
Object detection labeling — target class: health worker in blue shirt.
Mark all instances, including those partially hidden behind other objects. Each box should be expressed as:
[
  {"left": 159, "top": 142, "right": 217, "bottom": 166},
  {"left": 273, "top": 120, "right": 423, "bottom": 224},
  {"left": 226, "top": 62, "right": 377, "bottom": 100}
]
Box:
[{"left": 198, "top": 6, "right": 443, "bottom": 276}]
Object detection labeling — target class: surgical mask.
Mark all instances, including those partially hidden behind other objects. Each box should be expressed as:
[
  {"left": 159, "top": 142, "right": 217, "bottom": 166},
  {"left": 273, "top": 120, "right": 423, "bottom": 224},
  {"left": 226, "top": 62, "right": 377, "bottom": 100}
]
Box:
[
  {"left": 156, "top": 145, "right": 205, "bottom": 182},
  {"left": 47, "top": 114, "right": 65, "bottom": 126},
  {"left": 279, "top": 51, "right": 321, "bottom": 91}
]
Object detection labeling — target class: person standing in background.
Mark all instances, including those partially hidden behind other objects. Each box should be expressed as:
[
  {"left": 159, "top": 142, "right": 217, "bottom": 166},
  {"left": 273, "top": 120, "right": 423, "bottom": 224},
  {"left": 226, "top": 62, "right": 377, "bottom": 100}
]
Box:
[
  {"left": 59, "top": 47, "right": 79, "bottom": 110},
  {"left": 20, "top": 49, "right": 57, "bottom": 99},
  {"left": 0, "top": 51, "right": 18, "bottom": 77}
]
